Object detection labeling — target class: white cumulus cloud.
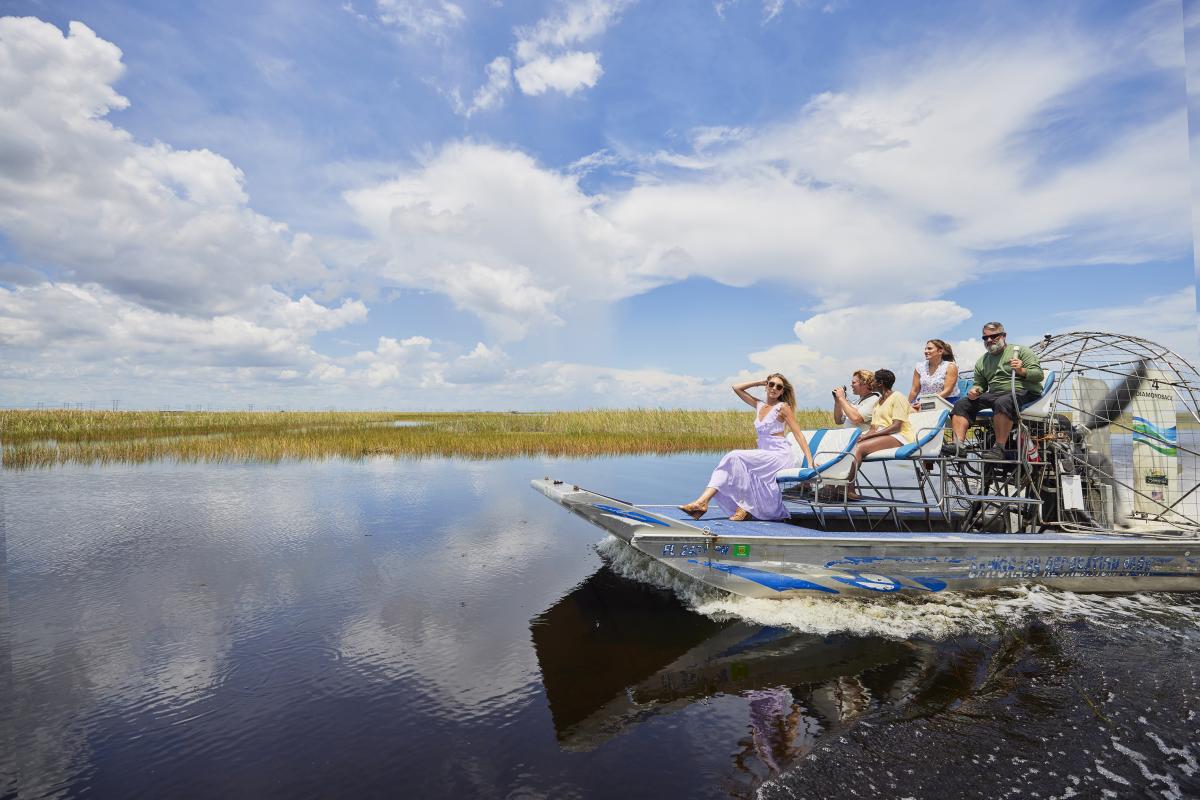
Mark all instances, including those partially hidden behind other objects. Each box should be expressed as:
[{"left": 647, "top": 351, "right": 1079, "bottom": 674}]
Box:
[
  {"left": 727, "top": 301, "right": 977, "bottom": 406},
  {"left": 445, "top": 342, "right": 511, "bottom": 384},
  {"left": 718, "top": 36, "right": 1190, "bottom": 266},
  {"left": 1052, "top": 286, "right": 1199, "bottom": 361},
  {"left": 462, "top": 56, "right": 513, "bottom": 116},
  {"left": 344, "top": 141, "right": 651, "bottom": 339},
  {"left": 0, "top": 282, "right": 364, "bottom": 364},
  {"left": 514, "top": 51, "right": 603, "bottom": 96},
  {"left": 371, "top": 0, "right": 465, "bottom": 39},
  {"left": 459, "top": 0, "right": 632, "bottom": 113},
  {"left": 514, "top": 0, "right": 634, "bottom": 62},
  {"left": 0, "top": 18, "right": 327, "bottom": 317}
]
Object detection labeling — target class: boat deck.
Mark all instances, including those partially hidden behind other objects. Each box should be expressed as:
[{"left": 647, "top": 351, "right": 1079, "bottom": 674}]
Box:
[{"left": 639, "top": 504, "right": 1172, "bottom": 543}]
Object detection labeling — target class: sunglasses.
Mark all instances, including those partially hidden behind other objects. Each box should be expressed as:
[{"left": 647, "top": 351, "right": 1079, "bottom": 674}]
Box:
[
  {"left": 982, "top": 333, "right": 1005, "bottom": 342},
  {"left": 766, "top": 382, "right": 785, "bottom": 390}
]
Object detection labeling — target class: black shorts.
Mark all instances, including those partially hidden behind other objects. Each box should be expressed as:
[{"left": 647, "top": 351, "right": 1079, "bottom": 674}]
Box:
[{"left": 952, "top": 390, "right": 1039, "bottom": 423}]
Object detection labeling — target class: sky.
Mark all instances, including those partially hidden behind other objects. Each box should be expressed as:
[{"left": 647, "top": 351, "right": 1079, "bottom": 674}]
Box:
[{"left": 1, "top": 0, "right": 1198, "bottom": 410}]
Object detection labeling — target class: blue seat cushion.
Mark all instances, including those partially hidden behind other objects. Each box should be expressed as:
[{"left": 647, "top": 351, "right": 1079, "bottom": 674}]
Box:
[{"left": 776, "top": 467, "right": 818, "bottom": 484}]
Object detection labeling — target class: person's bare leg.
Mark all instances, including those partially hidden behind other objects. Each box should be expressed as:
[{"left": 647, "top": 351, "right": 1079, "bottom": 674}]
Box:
[
  {"left": 951, "top": 414, "right": 969, "bottom": 442},
  {"left": 680, "top": 487, "right": 717, "bottom": 518},
  {"left": 993, "top": 413, "right": 1013, "bottom": 449},
  {"left": 846, "top": 452, "right": 863, "bottom": 500},
  {"left": 847, "top": 438, "right": 901, "bottom": 499}
]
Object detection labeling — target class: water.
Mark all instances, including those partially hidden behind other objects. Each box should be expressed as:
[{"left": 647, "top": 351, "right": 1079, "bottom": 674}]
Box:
[{"left": 4, "top": 455, "right": 1199, "bottom": 799}]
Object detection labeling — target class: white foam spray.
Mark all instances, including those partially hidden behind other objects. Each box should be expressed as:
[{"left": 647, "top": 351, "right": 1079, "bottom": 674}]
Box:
[{"left": 596, "top": 536, "right": 1200, "bottom": 641}]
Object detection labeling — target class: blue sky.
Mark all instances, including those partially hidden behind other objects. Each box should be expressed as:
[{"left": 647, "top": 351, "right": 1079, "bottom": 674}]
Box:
[{"left": 1, "top": 0, "right": 1198, "bottom": 409}]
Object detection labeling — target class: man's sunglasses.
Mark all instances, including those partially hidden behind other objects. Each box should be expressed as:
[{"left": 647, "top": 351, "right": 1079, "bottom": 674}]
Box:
[
  {"left": 767, "top": 382, "right": 785, "bottom": 390},
  {"left": 982, "top": 333, "right": 1005, "bottom": 342}
]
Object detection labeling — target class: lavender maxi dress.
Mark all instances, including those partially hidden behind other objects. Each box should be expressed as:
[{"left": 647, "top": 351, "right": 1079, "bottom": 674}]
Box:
[{"left": 707, "top": 402, "right": 795, "bottom": 520}]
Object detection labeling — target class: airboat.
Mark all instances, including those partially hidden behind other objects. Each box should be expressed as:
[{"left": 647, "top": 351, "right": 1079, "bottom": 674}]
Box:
[{"left": 532, "top": 332, "right": 1200, "bottom": 598}]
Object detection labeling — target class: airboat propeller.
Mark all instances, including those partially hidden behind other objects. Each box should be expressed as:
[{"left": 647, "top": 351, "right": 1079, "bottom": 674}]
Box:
[
  {"left": 1079, "top": 360, "right": 1147, "bottom": 431},
  {"left": 1066, "top": 359, "right": 1147, "bottom": 528}
]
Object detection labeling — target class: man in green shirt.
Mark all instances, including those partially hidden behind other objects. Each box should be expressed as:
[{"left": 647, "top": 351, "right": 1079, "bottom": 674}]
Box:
[{"left": 949, "top": 321, "right": 1044, "bottom": 459}]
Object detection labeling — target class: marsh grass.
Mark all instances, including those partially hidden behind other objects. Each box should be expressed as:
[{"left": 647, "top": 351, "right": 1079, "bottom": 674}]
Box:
[{"left": 1, "top": 408, "right": 833, "bottom": 469}]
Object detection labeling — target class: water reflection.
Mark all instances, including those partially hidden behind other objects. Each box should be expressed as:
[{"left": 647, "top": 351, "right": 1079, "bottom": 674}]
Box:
[
  {"left": 531, "top": 548, "right": 1200, "bottom": 797},
  {"left": 531, "top": 561, "right": 937, "bottom": 778}
]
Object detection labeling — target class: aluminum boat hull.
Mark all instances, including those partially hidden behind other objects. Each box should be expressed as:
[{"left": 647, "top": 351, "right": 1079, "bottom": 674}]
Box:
[{"left": 532, "top": 478, "right": 1200, "bottom": 599}]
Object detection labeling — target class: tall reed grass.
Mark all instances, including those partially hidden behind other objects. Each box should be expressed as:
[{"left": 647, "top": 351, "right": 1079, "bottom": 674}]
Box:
[{"left": 1, "top": 408, "right": 833, "bottom": 469}]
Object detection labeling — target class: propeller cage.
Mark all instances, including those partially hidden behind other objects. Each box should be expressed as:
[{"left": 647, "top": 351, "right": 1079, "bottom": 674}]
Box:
[{"left": 1028, "top": 332, "right": 1200, "bottom": 533}]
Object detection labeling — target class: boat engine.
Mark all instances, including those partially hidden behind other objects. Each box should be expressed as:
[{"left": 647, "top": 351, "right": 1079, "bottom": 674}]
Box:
[{"left": 1026, "top": 332, "right": 1200, "bottom": 535}]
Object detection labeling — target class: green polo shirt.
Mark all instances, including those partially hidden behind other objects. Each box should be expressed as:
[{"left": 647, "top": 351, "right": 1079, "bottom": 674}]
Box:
[{"left": 972, "top": 343, "right": 1044, "bottom": 396}]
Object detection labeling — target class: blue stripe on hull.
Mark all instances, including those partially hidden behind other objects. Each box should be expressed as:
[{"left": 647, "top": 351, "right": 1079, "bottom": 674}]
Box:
[{"left": 687, "top": 559, "right": 840, "bottom": 593}]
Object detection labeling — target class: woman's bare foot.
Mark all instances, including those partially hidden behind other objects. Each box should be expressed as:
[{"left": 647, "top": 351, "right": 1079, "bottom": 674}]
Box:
[
  {"left": 679, "top": 502, "right": 708, "bottom": 520},
  {"left": 729, "top": 508, "right": 751, "bottom": 522}
]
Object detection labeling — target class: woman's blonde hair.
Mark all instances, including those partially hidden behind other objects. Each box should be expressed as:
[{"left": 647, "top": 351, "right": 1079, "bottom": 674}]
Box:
[
  {"left": 766, "top": 373, "right": 796, "bottom": 410},
  {"left": 852, "top": 369, "right": 874, "bottom": 385}
]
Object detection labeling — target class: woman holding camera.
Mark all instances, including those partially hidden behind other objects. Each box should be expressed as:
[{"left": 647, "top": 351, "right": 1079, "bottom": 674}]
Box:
[
  {"left": 846, "top": 369, "right": 914, "bottom": 500},
  {"left": 832, "top": 369, "right": 880, "bottom": 431}
]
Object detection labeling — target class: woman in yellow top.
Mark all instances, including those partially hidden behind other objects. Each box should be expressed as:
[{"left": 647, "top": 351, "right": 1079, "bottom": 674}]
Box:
[{"left": 846, "top": 368, "right": 914, "bottom": 500}]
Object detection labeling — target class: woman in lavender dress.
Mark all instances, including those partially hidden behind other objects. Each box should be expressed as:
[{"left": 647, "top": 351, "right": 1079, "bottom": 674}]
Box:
[{"left": 679, "top": 374, "right": 814, "bottom": 521}]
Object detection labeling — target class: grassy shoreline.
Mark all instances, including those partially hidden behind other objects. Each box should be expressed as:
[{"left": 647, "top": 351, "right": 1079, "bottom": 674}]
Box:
[{"left": 0, "top": 408, "right": 835, "bottom": 469}]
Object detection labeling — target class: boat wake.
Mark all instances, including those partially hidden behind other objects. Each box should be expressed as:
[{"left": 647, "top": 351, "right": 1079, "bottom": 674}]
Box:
[{"left": 596, "top": 535, "right": 1200, "bottom": 641}]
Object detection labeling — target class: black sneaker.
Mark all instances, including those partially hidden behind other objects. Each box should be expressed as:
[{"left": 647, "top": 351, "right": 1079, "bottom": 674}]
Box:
[
  {"left": 982, "top": 445, "right": 1007, "bottom": 461},
  {"left": 947, "top": 441, "right": 968, "bottom": 457}
]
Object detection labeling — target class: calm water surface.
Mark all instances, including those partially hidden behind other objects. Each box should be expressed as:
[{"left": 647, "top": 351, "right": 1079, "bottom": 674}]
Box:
[{"left": 4, "top": 455, "right": 1199, "bottom": 799}]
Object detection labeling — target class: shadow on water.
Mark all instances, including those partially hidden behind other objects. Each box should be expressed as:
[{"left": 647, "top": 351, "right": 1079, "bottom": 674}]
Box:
[
  {"left": 530, "top": 549, "right": 1200, "bottom": 798},
  {"left": 529, "top": 561, "right": 965, "bottom": 783}
]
